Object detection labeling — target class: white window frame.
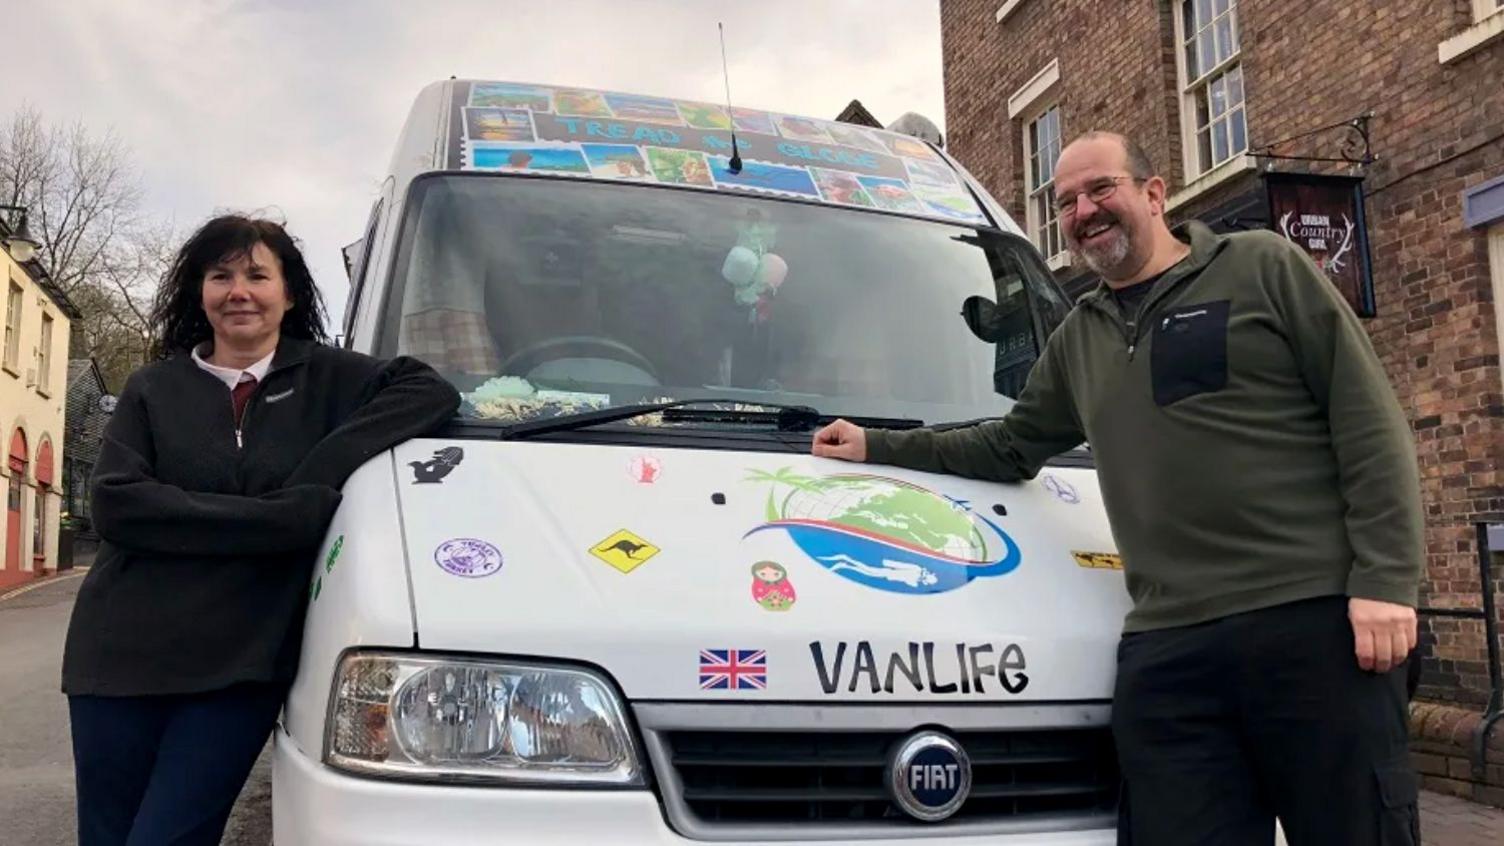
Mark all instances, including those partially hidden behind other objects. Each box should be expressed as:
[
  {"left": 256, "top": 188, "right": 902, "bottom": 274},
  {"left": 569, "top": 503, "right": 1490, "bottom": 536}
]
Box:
[
  {"left": 4, "top": 281, "right": 21, "bottom": 373},
  {"left": 1442, "top": 0, "right": 1504, "bottom": 63},
  {"left": 37, "top": 312, "right": 53, "bottom": 395},
  {"left": 1173, "top": 0, "right": 1248, "bottom": 180},
  {"left": 1490, "top": 226, "right": 1504, "bottom": 401},
  {"left": 996, "top": 0, "right": 1028, "bottom": 23},
  {"left": 1023, "top": 104, "right": 1068, "bottom": 269}
]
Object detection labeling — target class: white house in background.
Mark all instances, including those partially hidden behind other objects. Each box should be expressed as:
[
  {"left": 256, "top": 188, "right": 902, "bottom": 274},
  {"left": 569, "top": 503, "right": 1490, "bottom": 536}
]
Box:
[{"left": 1, "top": 210, "right": 76, "bottom": 592}]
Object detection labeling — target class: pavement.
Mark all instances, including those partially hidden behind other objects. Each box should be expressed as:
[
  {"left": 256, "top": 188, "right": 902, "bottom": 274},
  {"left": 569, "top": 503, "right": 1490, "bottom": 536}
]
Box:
[
  {"left": 1420, "top": 790, "right": 1504, "bottom": 845},
  {"left": 3, "top": 569, "right": 1503, "bottom": 845},
  {"left": 0, "top": 571, "right": 270, "bottom": 846}
]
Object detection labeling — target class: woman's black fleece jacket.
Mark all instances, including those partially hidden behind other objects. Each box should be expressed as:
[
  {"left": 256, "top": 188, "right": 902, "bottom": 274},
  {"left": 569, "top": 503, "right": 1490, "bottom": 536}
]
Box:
[{"left": 61, "top": 338, "right": 460, "bottom": 696}]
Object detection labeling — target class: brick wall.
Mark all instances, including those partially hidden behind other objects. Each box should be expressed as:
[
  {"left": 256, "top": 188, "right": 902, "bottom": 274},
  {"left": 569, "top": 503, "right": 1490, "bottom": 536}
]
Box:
[
  {"left": 1411, "top": 701, "right": 1504, "bottom": 809},
  {"left": 940, "top": 0, "right": 1504, "bottom": 707}
]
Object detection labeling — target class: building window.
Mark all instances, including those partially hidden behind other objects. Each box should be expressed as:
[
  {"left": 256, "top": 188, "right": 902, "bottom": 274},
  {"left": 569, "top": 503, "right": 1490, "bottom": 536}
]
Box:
[
  {"left": 1024, "top": 105, "right": 1065, "bottom": 264},
  {"left": 38, "top": 313, "right": 53, "bottom": 393},
  {"left": 1476, "top": 0, "right": 1504, "bottom": 23},
  {"left": 6, "top": 471, "right": 20, "bottom": 524},
  {"left": 1176, "top": 0, "right": 1247, "bottom": 177},
  {"left": 4, "top": 282, "right": 21, "bottom": 372},
  {"left": 33, "top": 486, "right": 44, "bottom": 559},
  {"left": 65, "top": 457, "right": 94, "bottom": 519}
]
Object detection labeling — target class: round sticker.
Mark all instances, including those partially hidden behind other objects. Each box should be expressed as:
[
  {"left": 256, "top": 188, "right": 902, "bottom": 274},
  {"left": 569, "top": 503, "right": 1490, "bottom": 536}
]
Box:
[
  {"left": 628, "top": 454, "right": 662, "bottom": 484},
  {"left": 434, "top": 538, "right": 504, "bottom": 578}
]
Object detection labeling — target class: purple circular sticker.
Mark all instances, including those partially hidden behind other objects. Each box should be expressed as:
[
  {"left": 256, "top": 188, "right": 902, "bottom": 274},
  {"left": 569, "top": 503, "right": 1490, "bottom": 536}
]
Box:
[{"left": 434, "top": 538, "right": 503, "bottom": 578}]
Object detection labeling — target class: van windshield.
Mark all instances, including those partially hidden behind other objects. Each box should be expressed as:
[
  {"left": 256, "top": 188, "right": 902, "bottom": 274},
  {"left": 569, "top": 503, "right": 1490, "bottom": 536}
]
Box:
[{"left": 377, "top": 174, "right": 1072, "bottom": 429}]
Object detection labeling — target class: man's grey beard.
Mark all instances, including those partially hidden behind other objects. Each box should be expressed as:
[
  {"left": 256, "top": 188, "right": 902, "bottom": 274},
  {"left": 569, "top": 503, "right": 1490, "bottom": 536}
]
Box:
[{"left": 1073, "top": 227, "right": 1133, "bottom": 279}]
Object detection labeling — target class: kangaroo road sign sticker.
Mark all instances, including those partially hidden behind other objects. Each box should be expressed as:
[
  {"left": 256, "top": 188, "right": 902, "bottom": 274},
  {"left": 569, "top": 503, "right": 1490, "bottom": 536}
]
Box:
[{"left": 590, "top": 529, "right": 662, "bottom": 574}]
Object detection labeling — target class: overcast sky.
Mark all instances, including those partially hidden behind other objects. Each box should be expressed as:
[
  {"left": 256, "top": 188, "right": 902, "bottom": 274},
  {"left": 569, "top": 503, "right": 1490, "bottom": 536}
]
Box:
[{"left": 1, "top": 0, "right": 944, "bottom": 327}]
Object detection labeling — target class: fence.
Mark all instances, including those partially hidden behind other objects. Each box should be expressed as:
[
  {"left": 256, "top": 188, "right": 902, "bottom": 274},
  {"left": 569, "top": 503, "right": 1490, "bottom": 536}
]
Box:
[{"left": 1416, "top": 522, "right": 1503, "bottom": 779}]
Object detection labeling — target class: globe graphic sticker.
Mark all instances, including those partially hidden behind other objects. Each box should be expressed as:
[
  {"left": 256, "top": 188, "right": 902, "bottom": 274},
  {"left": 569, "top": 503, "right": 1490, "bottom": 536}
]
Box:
[{"left": 743, "top": 469, "right": 1021, "bottom": 595}]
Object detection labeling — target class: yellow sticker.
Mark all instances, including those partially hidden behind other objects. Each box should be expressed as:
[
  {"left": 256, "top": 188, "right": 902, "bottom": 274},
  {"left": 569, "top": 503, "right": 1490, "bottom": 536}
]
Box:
[
  {"left": 590, "top": 530, "right": 662, "bottom": 574},
  {"left": 1072, "top": 551, "right": 1124, "bottom": 571}
]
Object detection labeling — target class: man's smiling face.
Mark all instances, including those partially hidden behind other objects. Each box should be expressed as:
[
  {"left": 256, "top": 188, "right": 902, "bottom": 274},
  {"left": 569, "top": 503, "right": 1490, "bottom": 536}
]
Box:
[{"left": 1054, "top": 135, "right": 1167, "bottom": 283}]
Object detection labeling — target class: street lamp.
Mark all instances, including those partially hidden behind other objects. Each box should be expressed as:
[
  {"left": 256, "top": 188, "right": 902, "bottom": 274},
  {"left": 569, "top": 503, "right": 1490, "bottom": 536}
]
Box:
[{"left": 0, "top": 204, "right": 40, "bottom": 264}]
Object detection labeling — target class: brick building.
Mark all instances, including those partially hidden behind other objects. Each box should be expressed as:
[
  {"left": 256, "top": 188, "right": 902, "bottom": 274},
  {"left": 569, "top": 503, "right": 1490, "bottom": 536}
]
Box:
[{"left": 938, "top": 1, "right": 1504, "bottom": 711}]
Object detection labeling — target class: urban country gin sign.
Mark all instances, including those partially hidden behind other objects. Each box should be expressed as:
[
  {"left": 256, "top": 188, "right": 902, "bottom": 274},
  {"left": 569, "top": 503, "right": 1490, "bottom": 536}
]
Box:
[{"left": 1264, "top": 172, "right": 1376, "bottom": 317}]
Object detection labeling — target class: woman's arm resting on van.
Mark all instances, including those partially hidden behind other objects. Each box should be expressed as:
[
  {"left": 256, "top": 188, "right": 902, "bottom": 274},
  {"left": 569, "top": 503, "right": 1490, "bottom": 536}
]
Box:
[
  {"left": 90, "top": 378, "right": 341, "bottom": 556},
  {"left": 283, "top": 355, "right": 461, "bottom": 490},
  {"left": 860, "top": 335, "right": 1084, "bottom": 482}
]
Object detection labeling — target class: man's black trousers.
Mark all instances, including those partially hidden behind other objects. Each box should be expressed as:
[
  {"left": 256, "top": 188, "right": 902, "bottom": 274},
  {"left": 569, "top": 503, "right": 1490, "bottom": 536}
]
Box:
[{"left": 1113, "top": 595, "right": 1419, "bottom": 845}]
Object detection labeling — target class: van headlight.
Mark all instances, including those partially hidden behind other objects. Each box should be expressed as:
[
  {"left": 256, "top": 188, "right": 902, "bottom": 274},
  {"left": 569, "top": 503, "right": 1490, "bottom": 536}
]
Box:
[{"left": 324, "top": 652, "right": 642, "bottom": 786}]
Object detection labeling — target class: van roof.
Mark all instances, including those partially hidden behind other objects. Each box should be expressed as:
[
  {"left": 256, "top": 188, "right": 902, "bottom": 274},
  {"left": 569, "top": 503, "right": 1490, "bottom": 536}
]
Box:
[{"left": 444, "top": 79, "right": 989, "bottom": 226}]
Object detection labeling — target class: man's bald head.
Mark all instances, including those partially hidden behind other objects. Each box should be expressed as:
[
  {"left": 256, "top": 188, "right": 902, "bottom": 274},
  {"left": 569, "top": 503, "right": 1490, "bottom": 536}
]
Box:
[{"left": 1071, "top": 131, "right": 1156, "bottom": 181}]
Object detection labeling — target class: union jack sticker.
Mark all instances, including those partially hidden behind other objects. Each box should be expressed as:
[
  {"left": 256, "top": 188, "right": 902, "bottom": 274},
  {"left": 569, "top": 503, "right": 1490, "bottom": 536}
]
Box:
[{"left": 699, "top": 649, "right": 767, "bottom": 691}]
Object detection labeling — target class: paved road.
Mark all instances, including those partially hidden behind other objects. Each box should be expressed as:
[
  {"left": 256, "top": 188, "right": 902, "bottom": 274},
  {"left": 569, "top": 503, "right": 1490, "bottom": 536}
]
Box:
[
  {"left": 5, "top": 571, "right": 1504, "bottom": 845},
  {"left": 0, "top": 573, "right": 270, "bottom": 846}
]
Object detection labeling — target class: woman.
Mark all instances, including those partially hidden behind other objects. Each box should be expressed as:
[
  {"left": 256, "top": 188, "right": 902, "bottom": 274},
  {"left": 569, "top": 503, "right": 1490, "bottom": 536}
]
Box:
[{"left": 61, "top": 214, "right": 459, "bottom": 845}]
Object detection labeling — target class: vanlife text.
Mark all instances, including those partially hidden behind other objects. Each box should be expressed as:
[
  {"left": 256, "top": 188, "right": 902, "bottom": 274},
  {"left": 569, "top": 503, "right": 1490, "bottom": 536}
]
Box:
[{"left": 809, "top": 641, "right": 1029, "bottom": 695}]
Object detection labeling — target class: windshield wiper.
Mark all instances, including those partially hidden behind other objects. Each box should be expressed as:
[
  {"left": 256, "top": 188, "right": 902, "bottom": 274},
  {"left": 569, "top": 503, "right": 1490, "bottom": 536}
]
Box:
[{"left": 495, "top": 399, "right": 920, "bottom": 441}]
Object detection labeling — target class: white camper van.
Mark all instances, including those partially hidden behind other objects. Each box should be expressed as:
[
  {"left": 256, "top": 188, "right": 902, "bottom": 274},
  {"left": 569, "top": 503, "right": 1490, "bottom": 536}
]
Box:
[{"left": 272, "top": 79, "right": 1131, "bottom": 844}]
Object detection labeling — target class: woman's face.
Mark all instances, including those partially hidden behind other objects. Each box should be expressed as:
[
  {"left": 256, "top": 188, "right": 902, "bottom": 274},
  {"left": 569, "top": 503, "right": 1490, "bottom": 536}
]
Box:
[{"left": 201, "top": 241, "right": 292, "bottom": 348}]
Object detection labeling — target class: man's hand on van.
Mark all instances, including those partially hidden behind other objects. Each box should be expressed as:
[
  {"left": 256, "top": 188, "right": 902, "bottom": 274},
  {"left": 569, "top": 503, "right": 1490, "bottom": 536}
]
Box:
[{"left": 812, "top": 419, "right": 867, "bottom": 462}]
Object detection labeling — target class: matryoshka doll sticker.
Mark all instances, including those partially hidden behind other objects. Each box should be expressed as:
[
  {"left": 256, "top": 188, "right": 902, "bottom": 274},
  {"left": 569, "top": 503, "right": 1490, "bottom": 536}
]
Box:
[{"left": 751, "top": 561, "right": 797, "bottom": 612}]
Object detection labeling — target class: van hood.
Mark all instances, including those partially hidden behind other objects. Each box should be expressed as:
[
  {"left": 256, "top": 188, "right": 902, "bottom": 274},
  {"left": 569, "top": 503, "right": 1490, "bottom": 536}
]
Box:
[{"left": 394, "top": 437, "right": 1130, "bottom": 703}]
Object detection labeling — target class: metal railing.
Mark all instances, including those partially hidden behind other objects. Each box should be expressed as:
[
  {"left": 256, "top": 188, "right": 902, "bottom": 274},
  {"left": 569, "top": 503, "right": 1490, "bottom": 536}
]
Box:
[{"left": 1416, "top": 522, "right": 1502, "bottom": 779}]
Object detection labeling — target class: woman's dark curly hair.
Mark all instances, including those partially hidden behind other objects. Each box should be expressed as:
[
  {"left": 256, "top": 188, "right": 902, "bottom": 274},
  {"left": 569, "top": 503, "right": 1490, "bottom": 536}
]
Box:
[{"left": 150, "top": 214, "right": 331, "bottom": 357}]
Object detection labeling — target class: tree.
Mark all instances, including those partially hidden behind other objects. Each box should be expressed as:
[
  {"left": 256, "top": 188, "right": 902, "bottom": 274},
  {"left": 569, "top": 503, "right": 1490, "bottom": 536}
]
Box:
[
  {"left": 71, "top": 225, "right": 173, "bottom": 390},
  {"left": 0, "top": 104, "right": 142, "bottom": 297},
  {"left": 1, "top": 104, "right": 155, "bottom": 390}
]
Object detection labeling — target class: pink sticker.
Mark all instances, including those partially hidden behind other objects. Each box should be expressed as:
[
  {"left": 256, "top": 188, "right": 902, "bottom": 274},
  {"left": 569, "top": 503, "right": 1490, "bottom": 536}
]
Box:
[
  {"left": 629, "top": 454, "right": 662, "bottom": 485},
  {"left": 752, "top": 561, "right": 797, "bottom": 612}
]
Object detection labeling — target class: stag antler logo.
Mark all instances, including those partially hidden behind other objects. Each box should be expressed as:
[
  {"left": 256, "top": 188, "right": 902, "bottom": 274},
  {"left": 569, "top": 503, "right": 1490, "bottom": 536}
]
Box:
[
  {"left": 1279, "top": 212, "right": 1355, "bottom": 278},
  {"left": 1322, "top": 215, "right": 1356, "bottom": 275}
]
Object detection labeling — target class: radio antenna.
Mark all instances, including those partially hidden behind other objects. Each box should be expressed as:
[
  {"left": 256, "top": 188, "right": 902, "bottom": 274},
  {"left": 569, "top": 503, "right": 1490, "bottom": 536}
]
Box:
[{"left": 718, "top": 22, "right": 743, "bottom": 174}]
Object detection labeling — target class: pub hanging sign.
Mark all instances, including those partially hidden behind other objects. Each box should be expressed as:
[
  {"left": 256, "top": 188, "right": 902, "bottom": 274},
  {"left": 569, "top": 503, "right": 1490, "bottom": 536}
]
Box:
[{"left": 1263, "top": 172, "right": 1376, "bottom": 317}]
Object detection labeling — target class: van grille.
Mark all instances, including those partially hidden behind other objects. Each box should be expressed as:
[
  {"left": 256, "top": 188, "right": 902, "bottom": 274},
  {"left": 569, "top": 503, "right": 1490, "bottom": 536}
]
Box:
[{"left": 658, "top": 727, "right": 1118, "bottom": 830}]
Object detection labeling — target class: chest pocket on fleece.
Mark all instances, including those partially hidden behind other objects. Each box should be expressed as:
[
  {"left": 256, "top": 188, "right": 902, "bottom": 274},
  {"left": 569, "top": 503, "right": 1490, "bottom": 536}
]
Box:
[{"left": 1151, "top": 300, "right": 1230, "bottom": 406}]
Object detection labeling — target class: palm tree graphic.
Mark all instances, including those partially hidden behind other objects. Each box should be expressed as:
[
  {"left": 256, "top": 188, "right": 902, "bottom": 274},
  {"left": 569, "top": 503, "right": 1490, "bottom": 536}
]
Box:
[{"left": 744, "top": 467, "right": 840, "bottom": 521}]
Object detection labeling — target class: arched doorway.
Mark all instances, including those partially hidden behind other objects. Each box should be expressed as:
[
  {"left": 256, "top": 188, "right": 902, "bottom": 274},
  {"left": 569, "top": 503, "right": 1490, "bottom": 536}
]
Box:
[
  {"left": 35, "top": 438, "right": 53, "bottom": 569},
  {"left": 5, "top": 429, "right": 26, "bottom": 575}
]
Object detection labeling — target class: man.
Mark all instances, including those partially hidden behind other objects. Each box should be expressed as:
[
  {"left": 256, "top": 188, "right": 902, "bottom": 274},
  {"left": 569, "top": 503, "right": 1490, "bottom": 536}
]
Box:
[{"left": 812, "top": 132, "right": 1423, "bottom": 845}]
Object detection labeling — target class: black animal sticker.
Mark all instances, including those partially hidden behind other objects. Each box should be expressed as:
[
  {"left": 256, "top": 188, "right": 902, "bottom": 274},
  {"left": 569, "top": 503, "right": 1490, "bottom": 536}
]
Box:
[{"left": 410, "top": 446, "right": 463, "bottom": 484}]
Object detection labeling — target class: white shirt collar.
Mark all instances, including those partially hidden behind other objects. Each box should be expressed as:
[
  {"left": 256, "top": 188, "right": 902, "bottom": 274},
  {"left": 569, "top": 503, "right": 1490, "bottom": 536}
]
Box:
[{"left": 191, "top": 343, "right": 275, "bottom": 391}]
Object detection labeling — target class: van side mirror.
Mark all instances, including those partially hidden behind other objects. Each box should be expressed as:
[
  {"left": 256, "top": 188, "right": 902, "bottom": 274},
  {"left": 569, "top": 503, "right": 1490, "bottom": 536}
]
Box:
[
  {"left": 961, "top": 295, "right": 1003, "bottom": 343},
  {"left": 341, "top": 239, "right": 363, "bottom": 284}
]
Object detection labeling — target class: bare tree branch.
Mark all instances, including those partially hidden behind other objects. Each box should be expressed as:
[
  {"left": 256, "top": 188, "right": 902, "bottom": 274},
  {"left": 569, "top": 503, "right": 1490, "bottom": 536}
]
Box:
[
  {"left": 1, "top": 105, "right": 154, "bottom": 386},
  {"left": 1, "top": 109, "right": 141, "bottom": 296}
]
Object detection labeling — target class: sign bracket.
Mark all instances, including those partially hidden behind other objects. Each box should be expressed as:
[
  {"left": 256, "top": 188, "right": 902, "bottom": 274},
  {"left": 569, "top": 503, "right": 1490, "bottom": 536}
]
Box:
[{"left": 1252, "top": 113, "right": 1377, "bottom": 166}]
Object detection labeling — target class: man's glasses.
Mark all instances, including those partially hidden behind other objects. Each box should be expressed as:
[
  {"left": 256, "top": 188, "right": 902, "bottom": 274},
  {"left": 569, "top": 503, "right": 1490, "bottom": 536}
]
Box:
[{"left": 1055, "top": 176, "right": 1147, "bottom": 217}]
